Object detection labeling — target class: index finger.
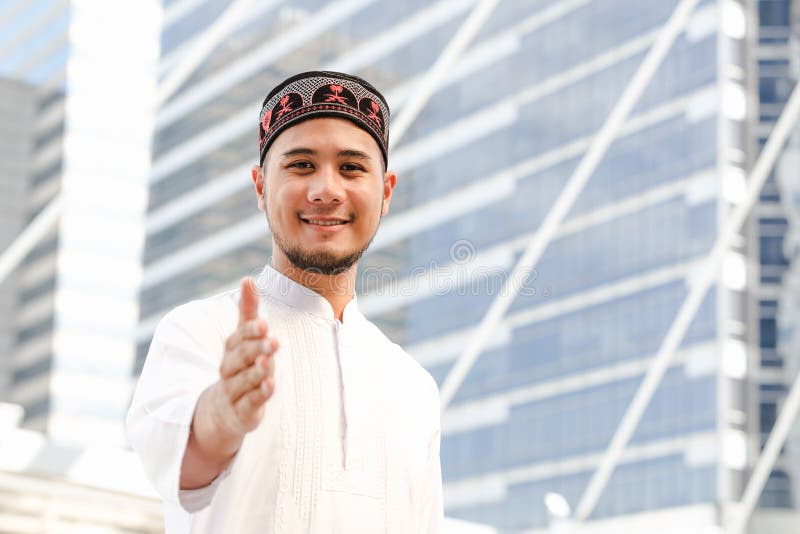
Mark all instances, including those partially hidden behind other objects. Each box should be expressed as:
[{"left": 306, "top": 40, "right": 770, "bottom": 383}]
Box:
[{"left": 239, "top": 277, "right": 260, "bottom": 326}]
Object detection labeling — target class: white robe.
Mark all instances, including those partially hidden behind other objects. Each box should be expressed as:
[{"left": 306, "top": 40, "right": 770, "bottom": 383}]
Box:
[{"left": 126, "top": 264, "right": 443, "bottom": 533}]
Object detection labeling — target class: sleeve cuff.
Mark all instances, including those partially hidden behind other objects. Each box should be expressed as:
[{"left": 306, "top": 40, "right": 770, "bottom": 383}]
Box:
[{"left": 178, "top": 461, "right": 235, "bottom": 513}]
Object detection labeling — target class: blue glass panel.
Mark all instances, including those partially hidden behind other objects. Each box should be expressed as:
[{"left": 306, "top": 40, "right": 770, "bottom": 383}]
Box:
[
  {"left": 441, "top": 370, "right": 716, "bottom": 480},
  {"left": 447, "top": 454, "right": 716, "bottom": 529}
]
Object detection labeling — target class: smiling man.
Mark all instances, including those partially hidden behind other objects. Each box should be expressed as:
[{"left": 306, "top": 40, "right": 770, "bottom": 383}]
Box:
[{"left": 126, "top": 72, "right": 443, "bottom": 533}]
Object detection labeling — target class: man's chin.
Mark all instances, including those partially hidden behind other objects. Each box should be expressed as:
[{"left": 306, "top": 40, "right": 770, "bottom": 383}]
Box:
[
  {"left": 284, "top": 247, "right": 363, "bottom": 276},
  {"left": 271, "top": 222, "right": 378, "bottom": 277}
]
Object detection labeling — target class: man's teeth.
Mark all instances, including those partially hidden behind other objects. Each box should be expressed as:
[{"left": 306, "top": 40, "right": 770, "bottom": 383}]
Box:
[{"left": 307, "top": 219, "right": 345, "bottom": 226}]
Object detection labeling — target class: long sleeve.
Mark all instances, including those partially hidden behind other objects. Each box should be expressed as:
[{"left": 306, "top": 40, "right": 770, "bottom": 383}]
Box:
[
  {"left": 126, "top": 301, "right": 233, "bottom": 513},
  {"left": 418, "top": 369, "right": 444, "bottom": 533},
  {"left": 420, "top": 426, "right": 444, "bottom": 533}
]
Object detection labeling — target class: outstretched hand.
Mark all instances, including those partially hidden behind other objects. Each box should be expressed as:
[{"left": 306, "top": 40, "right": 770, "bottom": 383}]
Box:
[
  {"left": 213, "top": 277, "right": 278, "bottom": 437},
  {"left": 180, "top": 277, "right": 280, "bottom": 489}
]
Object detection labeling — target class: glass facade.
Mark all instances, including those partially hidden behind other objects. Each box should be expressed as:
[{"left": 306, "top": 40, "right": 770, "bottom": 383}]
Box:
[
  {"left": 0, "top": 0, "right": 71, "bottom": 86},
  {"left": 139, "top": 0, "right": 799, "bottom": 530},
  {"left": 0, "top": 78, "right": 37, "bottom": 402},
  {"left": 752, "top": 0, "right": 800, "bottom": 511},
  {"left": 0, "top": 0, "right": 71, "bottom": 432},
  {"left": 2, "top": 1, "right": 160, "bottom": 447}
]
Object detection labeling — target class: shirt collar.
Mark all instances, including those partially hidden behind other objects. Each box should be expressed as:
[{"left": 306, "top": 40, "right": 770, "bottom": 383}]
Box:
[{"left": 256, "top": 263, "right": 360, "bottom": 323}]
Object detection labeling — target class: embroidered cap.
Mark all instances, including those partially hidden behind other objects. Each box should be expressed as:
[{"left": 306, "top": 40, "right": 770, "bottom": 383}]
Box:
[{"left": 258, "top": 71, "right": 390, "bottom": 169}]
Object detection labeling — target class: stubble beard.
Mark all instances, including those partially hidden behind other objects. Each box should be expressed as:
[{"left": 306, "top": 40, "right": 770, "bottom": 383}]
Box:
[{"left": 269, "top": 212, "right": 380, "bottom": 276}]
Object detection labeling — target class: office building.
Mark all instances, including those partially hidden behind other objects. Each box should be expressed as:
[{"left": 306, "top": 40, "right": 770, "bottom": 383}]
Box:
[
  {"left": 747, "top": 0, "right": 800, "bottom": 513},
  {"left": 0, "top": 0, "right": 159, "bottom": 446},
  {"left": 139, "top": 0, "right": 799, "bottom": 530},
  {"left": 0, "top": 78, "right": 36, "bottom": 400}
]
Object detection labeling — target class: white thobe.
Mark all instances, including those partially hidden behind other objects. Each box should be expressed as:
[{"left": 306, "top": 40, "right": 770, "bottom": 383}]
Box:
[{"left": 126, "top": 265, "right": 443, "bottom": 533}]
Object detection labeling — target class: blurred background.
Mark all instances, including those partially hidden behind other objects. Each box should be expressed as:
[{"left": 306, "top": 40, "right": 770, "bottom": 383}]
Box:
[{"left": 1, "top": 0, "right": 799, "bottom": 532}]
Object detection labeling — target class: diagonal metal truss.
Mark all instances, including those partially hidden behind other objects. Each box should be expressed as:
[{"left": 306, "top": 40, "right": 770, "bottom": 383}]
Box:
[
  {"left": 157, "top": 0, "right": 258, "bottom": 107},
  {"left": 390, "top": 0, "right": 502, "bottom": 147},
  {"left": 439, "top": 0, "right": 701, "bottom": 411},
  {"left": 0, "top": 195, "right": 62, "bottom": 285},
  {"left": 731, "top": 369, "right": 800, "bottom": 534},
  {"left": 573, "top": 77, "right": 800, "bottom": 530}
]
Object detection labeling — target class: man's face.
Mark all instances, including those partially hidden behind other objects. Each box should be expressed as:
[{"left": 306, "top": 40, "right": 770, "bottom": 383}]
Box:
[{"left": 252, "top": 117, "right": 396, "bottom": 276}]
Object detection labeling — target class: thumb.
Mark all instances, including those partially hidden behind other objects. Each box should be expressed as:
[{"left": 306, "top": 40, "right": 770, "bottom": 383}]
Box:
[{"left": 238, "top": 277, "right": 260, "bottom": 326}]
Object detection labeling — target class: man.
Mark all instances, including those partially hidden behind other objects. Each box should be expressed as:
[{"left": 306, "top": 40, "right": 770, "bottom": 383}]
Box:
[{"left": 127, "top": 71, "right": 443, "bottom": 533}]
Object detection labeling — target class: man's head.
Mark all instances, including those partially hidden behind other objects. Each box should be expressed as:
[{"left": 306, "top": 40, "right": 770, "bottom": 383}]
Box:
[{"left": 251, "top": 71, "right": 396, "bottom": 277}]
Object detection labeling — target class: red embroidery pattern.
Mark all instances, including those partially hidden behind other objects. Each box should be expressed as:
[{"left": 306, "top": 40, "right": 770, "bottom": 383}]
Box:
[
  {"left": 366, "top": 100, "right": 382, "bottom": 126},
  {"left": 276, "top": 95, "right": 293, "bottom": 119},
  {"left": 266, "top": 104, "right": 379, "bottom": 142},
  {"left": 324, "top": 84, "right": 349, "bottom": 104},
  {"left": 261, "top": 109, "right": 272, "bottom": 132}
]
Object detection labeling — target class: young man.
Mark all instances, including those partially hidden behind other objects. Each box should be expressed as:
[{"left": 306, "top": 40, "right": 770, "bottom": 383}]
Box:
[{"left": 127, "top": 71, "right": 443, "bottom": 533}]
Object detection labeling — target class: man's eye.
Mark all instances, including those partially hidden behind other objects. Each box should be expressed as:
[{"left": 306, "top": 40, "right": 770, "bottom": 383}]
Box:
[
  {"left": 289, "top": 161, "right": 313, "bottom": 169},
  {"left": 341, "top": 163, "right": 364, "bottom": 172}
]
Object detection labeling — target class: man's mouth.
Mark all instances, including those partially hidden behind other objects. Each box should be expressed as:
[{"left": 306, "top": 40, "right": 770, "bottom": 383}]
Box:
[{"left": 300, "top": 216, "right": 350, "bottom": 227}]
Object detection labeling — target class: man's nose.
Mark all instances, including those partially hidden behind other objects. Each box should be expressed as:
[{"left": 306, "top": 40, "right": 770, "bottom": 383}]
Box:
[{"left": 307, "top": 165, "right": 344, "bottom": 204}]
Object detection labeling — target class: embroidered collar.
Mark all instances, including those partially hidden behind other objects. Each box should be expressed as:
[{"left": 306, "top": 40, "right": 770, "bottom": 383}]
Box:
[{"left": 255, "top": 264, "right": 360, "bottom": 323}]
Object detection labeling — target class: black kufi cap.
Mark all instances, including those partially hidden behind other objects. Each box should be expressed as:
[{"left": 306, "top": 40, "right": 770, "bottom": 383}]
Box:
[{"left": 258, "top": 71, "right": 390, "bottom": 168}]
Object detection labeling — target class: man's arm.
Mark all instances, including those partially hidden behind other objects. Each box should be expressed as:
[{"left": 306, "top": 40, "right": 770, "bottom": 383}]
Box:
[
  {"left": 179, "top": 277, "right": 278, "bottom": 490},
  {"left": 420, "top": 426, "right": 444, "bottom": 533},
  {"left": 126, "top": 277, "right": 278, "bottom": 512},
  {"left": 419, "top": 373, "right": 443, "bottom": 533}
]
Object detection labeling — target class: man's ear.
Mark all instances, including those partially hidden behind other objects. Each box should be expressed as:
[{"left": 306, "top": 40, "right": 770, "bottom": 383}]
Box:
[
  {"left": 251, "top": 164, "right": 266, "bottom": 211},
  {"left": 381, "top": 170, "right": 397, "bottom": 216}
]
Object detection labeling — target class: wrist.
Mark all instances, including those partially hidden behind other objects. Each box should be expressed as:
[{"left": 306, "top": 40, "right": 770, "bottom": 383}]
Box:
[{"left": 198, "top": 383, "right": 244, "bottom": 462}]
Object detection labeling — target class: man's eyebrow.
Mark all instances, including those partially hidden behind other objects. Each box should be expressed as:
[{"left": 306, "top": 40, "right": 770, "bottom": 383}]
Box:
[
  {"left": 338, "top": 149, "right": 371, "bottom": 160},
  {"left": 280, "top": 148, "right": 372, "bottom": 160},
  {"left": 281, "top": 147, "right": 316, "bottom": 158}
]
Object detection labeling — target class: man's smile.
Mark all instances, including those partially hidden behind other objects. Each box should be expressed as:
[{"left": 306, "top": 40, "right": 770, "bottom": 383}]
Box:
[{"left": 299, "top": 215, "right": 352, "bottom": 232}]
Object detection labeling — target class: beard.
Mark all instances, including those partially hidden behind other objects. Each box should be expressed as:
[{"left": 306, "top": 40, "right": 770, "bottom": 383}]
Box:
[{"left": 269, "top": 212, "right": 380, "bottom": 276}]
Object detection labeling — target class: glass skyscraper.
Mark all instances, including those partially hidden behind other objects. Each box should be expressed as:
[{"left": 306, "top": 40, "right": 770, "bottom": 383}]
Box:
[
  {"left": 0, "top": 0, "right": 159, "bottom": 446},
  {"left": 749, "top": 0, "right": 799, "bottom": 514},
  {"left": 0, "top": 0, "right": 74, "bottom": 433},
  {"left": 0, "top": 77, "right": 36, "bottom": 401},
  {"left": 139, "top": 0, "right": 800, "bottom": 531}
]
